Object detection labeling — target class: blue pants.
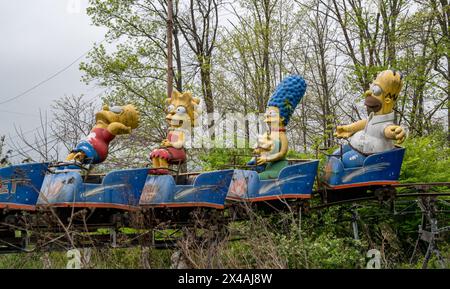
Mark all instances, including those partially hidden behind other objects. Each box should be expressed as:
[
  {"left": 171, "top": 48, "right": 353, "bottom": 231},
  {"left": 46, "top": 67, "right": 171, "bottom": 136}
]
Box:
[
  {"left": 73, "top": 140, "right": 101, "bottom": 164},
  {"left": 332, "top": 144, "right": 366, "bottom": 168}
]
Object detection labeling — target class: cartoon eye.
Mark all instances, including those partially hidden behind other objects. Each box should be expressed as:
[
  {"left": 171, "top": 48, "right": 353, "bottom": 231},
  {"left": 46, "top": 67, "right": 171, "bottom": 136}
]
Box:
[
  {"left": 110, "top": 106, "right": 123, "bottom": 114},
  {"left": 371, "top": 85, "right": 383, "bottom": 96},
  {"left": 269, "top": 110, "right": 278, "bottom": 117},
  {"left": 167, "top": 104, "right": 175, "bottom": 112},
  {"left": 176, "top": 106, "right": 187, "bottom": 114}
]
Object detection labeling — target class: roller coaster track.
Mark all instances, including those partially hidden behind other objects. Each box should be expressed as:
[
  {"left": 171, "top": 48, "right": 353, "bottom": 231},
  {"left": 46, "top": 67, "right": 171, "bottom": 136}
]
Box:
[
  {"left": 0, "top": 182, "right": 449, "bottom": 265},
  {"left": 312, "top": 182, "right": 450, "bottom": 215}
]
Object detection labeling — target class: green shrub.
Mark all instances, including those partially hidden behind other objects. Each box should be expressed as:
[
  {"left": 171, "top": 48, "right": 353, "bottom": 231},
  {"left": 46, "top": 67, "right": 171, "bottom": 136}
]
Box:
[{"left": 400, "top": 134, "right": 450, "bottom": 183}]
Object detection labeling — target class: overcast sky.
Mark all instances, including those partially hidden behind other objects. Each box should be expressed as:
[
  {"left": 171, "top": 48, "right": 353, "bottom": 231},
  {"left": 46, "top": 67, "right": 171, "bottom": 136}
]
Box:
[{"left": 0, "top": 0, "right": 106, "bottom": 158}]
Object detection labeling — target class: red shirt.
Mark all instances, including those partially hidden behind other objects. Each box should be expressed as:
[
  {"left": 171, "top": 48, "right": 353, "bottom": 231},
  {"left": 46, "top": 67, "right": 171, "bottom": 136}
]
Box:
[
  {"left": 86, "top": 127, "right": 115, "bottom": 162},
  {"left": 168, "top": 131, "right": 179, "bottom": 142}
]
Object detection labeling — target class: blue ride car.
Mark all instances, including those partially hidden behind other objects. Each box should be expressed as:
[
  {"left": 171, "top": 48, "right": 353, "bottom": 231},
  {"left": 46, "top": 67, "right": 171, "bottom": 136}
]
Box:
[
  {"left": 139, "top": 170, "right": 235, "bottom": 209},
  {"left": 36, "top": 166, "right": 149, "bottom": 210},
  {"left": 0, "top": 162, "right": 49, "bottom": 211},
  {"left": 227, "top": 160, "right": 319, "bottom": 202},
  {"left": 321, "top": 147, "right": 406, "bottom": 189}
]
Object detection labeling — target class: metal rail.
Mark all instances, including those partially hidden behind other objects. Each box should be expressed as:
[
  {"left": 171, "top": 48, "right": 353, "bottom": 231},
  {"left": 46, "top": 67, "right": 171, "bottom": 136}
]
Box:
[{"left": 0, "top": 182, "right": 448, "bottom": 257}]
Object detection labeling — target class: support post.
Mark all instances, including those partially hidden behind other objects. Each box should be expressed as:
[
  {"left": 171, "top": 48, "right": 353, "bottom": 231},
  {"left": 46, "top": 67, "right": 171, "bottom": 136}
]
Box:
[
  {"left": 410, "top": 196, "right": 447, "bottom": 268},
  {"left": 351, "top": 207, "right": 359, "bottom": 240},
  {"left": 167, "top": 0, "right": 174, "bottom": 99}
]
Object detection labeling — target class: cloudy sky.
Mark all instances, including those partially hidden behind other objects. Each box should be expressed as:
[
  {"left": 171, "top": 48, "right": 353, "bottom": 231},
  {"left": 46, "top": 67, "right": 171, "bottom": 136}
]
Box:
[{"left": 0, "top": 0, "right": 106, "bottom": 157}]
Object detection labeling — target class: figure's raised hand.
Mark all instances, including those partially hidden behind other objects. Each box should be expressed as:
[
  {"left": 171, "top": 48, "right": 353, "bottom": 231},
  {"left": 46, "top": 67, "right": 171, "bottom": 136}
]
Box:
[
  {"left": 385, "top": 125, "right": 406, "bottom": 144},
  {"left": 108, "top": 122, "right": 132, "bottom": 135},
  {"left": 334, "top": 125, "right": 354, "bottom": 139}
]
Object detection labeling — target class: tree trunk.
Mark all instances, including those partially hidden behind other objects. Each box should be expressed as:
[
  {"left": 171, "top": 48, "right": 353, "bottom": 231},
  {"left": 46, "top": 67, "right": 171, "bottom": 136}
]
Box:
[
  {"left": 263, "top": 0, "right": 271, "bottom": 107},
  {"left": 447, "top": 58, "right": 450, "bottom": 145},
  {"left": 167, "top": 0, "right": 174, "bottom": 98},
  {"left": 200, "top": 56, "right": 215, "bottom": 136},
  {"left": 174, "top": 23, "right": 183, "bottom": 92}
]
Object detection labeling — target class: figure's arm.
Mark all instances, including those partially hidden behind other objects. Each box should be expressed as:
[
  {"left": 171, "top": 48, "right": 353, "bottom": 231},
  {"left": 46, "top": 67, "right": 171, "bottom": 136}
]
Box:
[
  {"left": 334, "top": 119, "right": 367, "bottom": 139},
  {"left": 384, "top": 125, "right": 406, "bottom": 144},
  {"left": 257, "top": 133, "right": 288, "bottom": 165},
  {"left": 107, "top": 122, "right": 132, "bottom": 135}
]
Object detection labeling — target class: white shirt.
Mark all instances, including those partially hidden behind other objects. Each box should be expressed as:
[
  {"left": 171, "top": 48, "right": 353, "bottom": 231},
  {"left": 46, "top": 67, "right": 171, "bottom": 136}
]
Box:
[{"left": 349, "top": 112, "right": 395, "bottom": 154}]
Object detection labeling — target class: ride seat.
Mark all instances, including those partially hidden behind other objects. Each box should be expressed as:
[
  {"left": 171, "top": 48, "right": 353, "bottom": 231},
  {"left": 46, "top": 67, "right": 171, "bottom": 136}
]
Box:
[{"left": 83, "top": 174, "right": 104, "bottom": 184}]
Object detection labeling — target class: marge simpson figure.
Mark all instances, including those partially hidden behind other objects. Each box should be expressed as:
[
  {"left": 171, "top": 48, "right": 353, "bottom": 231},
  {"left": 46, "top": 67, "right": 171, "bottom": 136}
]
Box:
[
  {"left": 66, "top": 104, "right": 139, "bottom": 164},
  {"left": 149, "top": 90, "right": 200, "bottom": 175},
  {"left": 334, "top": 69, "right": 406, "bottom": 168},
  {"left": 247, "top": 75, "right": 307, "bottom": 179}
]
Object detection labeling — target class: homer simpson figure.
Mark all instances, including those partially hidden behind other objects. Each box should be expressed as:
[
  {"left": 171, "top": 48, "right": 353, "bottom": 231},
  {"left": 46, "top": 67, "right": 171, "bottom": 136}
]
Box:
[
  {"left": 66, "top": 104, "right": 139, "bottom": 164},
  {"left": 149, "top": 90, "right": 200, "bottom": 175},
  {"left": 334, "top": 69, "right": 406, "bottom": 168},
  {"left": 247, "top": 75, "right": 307, "bottom": 179}
]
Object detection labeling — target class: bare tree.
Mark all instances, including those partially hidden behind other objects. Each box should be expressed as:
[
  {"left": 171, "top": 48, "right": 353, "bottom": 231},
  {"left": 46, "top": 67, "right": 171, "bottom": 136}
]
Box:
[
  {"left": 9, "top": 110, "right": 60, "bottom": 163},
  {"left": 226, "top": 0, "right": 279, "bottom": 113},
  {"left": 7, "top": 95, "right": 96, "bottom": 164},
  {"left": 323, "top": 0, "right": 408, "bottom": 91},
  {"left": 428, "top": 0, "right": 450, "bottom": 143},
  {"left": 177, "top": 0, "right": 221, "bottom": 130},
  {"left": 50, "top": 95, "right": 96, "bottom": 151},
  {"left": 0, "top": 136, "right": 12, "bottom": 166},
  {"left": 300, "top": 0, "right": 340, "bottom": 148}
]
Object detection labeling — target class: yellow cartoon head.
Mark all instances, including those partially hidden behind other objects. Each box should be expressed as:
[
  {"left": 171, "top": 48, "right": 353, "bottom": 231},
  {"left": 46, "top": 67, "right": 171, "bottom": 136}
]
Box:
[
  {"left": 264, "top": 106, "right": 283, "bottom": 128},
  {"left": 364, "top": 70, "right": 403, "bottom": 115},
  {"left": 96, "top": 104, "right": 139, "bottom": 129},
  {"left": 165, "top": 90, "right": 200, "bottom": 128}
]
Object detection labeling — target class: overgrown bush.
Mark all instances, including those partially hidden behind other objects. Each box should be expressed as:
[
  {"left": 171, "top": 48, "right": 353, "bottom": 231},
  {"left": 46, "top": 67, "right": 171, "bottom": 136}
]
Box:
[{"left": 400, "top": 133, "right": 450, "bottom": 183}]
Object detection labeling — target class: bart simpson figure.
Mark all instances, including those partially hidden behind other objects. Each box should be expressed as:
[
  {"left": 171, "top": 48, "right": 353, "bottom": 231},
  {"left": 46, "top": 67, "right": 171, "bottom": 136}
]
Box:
[
  {"left": 149, "top": 90, "right": 200, "bottom": 175},
  {"left": 334, "top": 69, "right": 406, "bottom": 168},
  {"left": 66, "top": 104, "right": 139, "bottom": 164},
  {"left": 247, "top": 75, "right": 307, "bottom": 179}
]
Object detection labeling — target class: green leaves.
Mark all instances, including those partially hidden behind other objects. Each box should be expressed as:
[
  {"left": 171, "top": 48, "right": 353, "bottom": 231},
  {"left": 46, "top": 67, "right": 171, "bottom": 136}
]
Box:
[{"left": 400, "top": 133, "right": 450, "bottom": 183}]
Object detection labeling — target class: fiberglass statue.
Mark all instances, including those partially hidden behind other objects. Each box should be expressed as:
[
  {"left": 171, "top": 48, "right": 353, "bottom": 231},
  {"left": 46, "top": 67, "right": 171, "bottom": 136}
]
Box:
[
  {"left": 333, "top": 69, "right": 406, "bottom": 168},
  {"left": 66, "top": 104, "right": 139, "bottom": 165},
  {"left": 35, "top": 103, "right": 142, "bottom": 210},
  {"left": 149, "top": 90, "right": 200, "bottom": 175},
  {"left": 247, "top": 75, "right": 307, "bottom": 179}
]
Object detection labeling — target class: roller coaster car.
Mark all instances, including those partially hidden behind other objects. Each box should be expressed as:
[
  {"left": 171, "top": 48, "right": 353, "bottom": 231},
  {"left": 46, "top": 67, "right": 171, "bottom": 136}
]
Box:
[
  {"left": 322, "top": 147, "right": 405, "bottom": 189},
  {"left": 0, "top": 163, "right": 49, "bottom": 212},
  {"left": 36, "top": 163, "right": 148, "bottom": 212},
  {"left": 226, "top": 160, "right": 319, "bottom": 205},
  {"left": 139, "top": 169, "right": 235, "bottom": 210},
  {"left": 320, "top": 147, "right": 405, "bottom": 202}
]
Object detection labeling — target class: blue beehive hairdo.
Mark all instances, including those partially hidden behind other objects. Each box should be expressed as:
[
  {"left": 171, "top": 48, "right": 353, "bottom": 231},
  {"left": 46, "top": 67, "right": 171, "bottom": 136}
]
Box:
[{"left": 267, "top": 75, "right": 307, "bottom": 126}]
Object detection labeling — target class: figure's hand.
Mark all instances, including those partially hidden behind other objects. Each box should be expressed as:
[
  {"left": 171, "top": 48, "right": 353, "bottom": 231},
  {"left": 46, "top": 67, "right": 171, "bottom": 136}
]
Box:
[
  {"left": 66, "top": 152, "right": 86, "bottom": 162},
  {"left": 108, "top": 122, "right": 132, "bottom": 135},
  {"left": 161, "top": 139, "right": 172, "bottom": 147},
  {"left": 73, "top": 152, "right": 86, "bottom": 162},
  {"left": 256, "top": 155, "right": 268, "bottom": 165},
  {"left": 334, "top": 125, "right": 354, "bottom": 139},
  {"left": 385, "top": 125, "right": 406, "bottom": 144}
]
